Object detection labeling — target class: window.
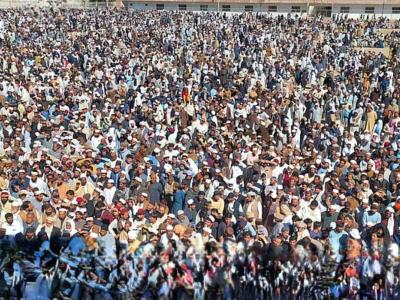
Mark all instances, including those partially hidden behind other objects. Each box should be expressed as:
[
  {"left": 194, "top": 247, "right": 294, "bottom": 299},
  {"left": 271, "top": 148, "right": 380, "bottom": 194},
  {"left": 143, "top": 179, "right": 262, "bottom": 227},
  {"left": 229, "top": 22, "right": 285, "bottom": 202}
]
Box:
[
  {"left": 200, "top": 4, "right": 208, "bottom": 11},
  {"left": 291, "top": 6, "right": 301, "bottom": 13},
  {"left": 392, "top": 7, "right": 400, "bottom": 14},
  {"left": 178, "top": 4, "right": 187, "bottom": 11},
  {"left": 340, "top": 7, "right": 350, "bottom": 13},
  {"left": 268, "top": 5, "right": 277, "bottom": 12},
  {"left": 245, "top": 5, "right": 253, "bottom": 12},
  {"left": 365, "top": 7, "right": 375, "bottom": 14},
  {"left": 156, "top": 4, "right": 164, "bottom": 10},
  {"left": 222, "top": 5, "right": 231, "bottom": 12},
  {"left": 317, "top": 6, "right": 332, "bottom": 17}
]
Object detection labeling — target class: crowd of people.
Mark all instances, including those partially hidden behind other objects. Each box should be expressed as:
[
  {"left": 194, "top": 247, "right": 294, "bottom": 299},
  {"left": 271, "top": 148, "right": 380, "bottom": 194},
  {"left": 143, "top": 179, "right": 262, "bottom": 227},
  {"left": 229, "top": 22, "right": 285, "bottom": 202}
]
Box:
[{"left": 0, "top": 7, "right": 400, "bottom": 299}]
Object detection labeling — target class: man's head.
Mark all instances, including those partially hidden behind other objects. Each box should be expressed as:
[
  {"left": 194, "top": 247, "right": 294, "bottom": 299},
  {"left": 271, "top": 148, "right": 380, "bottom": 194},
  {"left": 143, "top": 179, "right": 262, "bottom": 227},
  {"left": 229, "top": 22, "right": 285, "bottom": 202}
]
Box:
[
  {"left": 370, "top": 202, "right": 379, "bottom": 214},
  {"left": 335, "top": 221, "right": 345, "bottom": 233},
  {"left": 281, "top": 227, "right": 290, "bottom": 239},
  {"left": 1, "top": 191, "right": 9, "bottom": 203},
  {"left": 58, "top": 208, "right": 67, "bottom": 220},
  {"left": 5, "top": 212, "right": 13, "bottom": 225},
  {"left": 177, "top": 210, "right": 185, "bottom": 221},
  {"left": 272, "top": 235, "right": 283, "bottom": 247},
  {"left": 166, "top": 225, "right": 174, "bottom": 238},
  {"left": 18, "top": 169, "right": 26, "bottom": 179},
  {"left": 45, "top": 216, "right": 55, "bottom": 227},
  {"left": 100, "top": 225, "right": 108, "bottom": 237},
  {"left": 79, "top": 174, "right": 87, "bottom": 185},
  {"left": 25, "top": 227, "right": 36, "bottom": 240}
]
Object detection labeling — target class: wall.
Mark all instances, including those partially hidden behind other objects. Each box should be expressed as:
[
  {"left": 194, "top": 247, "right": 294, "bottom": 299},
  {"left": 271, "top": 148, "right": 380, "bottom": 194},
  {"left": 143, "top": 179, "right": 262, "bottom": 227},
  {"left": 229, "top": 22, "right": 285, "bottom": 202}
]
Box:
[
  {"left": 125, "top": 2, "right": 308, "bottom": 14},
  {"left": 332, "top": 4, "right": 380, "bottom": 14},
  {"left": 331, "top": 4, "right": 400, "bottom": 19},
  {"left": 2, "top": 0, "right": 399, "bottom": 19},
  {"left": 123, "top": 1, "right": 400, "bottom": 18}
]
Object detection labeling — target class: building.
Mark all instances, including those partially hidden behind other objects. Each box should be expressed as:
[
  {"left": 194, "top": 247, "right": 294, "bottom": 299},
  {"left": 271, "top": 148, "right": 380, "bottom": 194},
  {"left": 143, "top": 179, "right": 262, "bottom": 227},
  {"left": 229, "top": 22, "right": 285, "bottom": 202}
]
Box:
[
  {"left": 123, "top": 0, "right": 400, "bottom": 18},
  {"left": 2, "top": 0, "right": 400, "bottom": 19}
]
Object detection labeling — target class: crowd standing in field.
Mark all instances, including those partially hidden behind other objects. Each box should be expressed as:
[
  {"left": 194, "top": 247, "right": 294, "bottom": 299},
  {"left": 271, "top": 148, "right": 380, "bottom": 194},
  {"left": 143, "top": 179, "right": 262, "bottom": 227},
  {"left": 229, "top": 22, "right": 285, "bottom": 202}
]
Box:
[{"left": 0, "top": 7, "right": 400, "bottom": 299}]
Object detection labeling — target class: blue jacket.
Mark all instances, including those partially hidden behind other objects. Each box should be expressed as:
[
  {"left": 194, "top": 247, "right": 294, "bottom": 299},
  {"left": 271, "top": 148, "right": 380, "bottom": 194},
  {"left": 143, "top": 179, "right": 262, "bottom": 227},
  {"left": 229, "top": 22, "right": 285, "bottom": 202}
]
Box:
[{"left": 172, "top": 190, "right": 185, "bottom": 215}]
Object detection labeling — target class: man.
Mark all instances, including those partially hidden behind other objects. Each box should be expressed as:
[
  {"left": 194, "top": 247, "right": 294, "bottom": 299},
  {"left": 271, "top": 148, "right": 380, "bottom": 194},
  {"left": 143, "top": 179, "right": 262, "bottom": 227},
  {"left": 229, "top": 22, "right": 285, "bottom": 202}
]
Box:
[
  {"left": 31, "top": 190, "right": 48, "bottom": 215},
  {"left": 199, "top": 226, "right": 216, "bottom": 244},
  {"left": 15, "top": 227, "right": 40, "bottom": 255},
  {"left": 36, "top": 216, "right": 61, "bottom": 253},
  {"left": 346, "top": 228, "right": 361, "bottom": 261},
  {"left": 75, "top": 174, "right": 95, "bottom": 197},
  {"left": 271, "top": 212, "right": 285, "bottom": 237},
  {"left": 147, "top": 173, "right": 163, "bottom": 205},
  {"left": 129, "top": 208, "right": 147, "bottom": 239},
  {"left": 172, "top": 181, "right": 188, "bottom": 215},
  {"left": 184, "top": 199, "right": 198, "bottom": 225},
  {"left": 243, "top": 192, "right": 262, "bottom": 220},
  {"left": 265, "top": 235, "right": 284, "bottom": 261},
  {"left": 113, "top": 180, "right": 131, "bottom": 203},
  {"left": 321, "top": 205, "right": 339, "bottom": 230},
  {"left": 199, "top": 178, "right": 214, "bottom": 202},
  {"left": 242, "top": 230, "right": 255, "bottom": 246},
  {"left": 295, "top": 221, "right": 310, "bottom": 241},
  {"left": 97, "top": 169, "right": 109, "bottom": 186},
  {"left": 176, "top": 210, "right": 190, "bottom": 227},
  {"left": 130, "top": 177, "right": 146, "bottom": 199},
  {"left": 22, "top": 211, "right": 39, "bottom": 233},
  {"left": 217, "top": 213, "right": 234, "bottom": 241},
  {"left": 329, "top": 221, "right": 348, "bottom": 262},
  {"left": 381, "top": 206, "right": 395, "bottom": 237},
  {"left": 303, "top": 200, "right": 322, "bottom": 223},
  {"left": 49, "top": 190, "right": 62, "bottom": 210},
  {"left": 224, "top": 192, "right": 243, "bottom": 220},
  {"left": 265, "top": 176, "right": 278, "bottom": 195},
  {"left": 97, "top": 224, "right": 117, "bottom": 261},
  {"left": 103, "top": 179, "right": 116, "bottom": 206},
  {"left": 29, "top": 171, "right": 48, "bottom": 193},
  {"left": 110, "top": 163, "right": 123, "bottom": 186},
  {"left": 2, "top": 212, "right": 23, "bottom": 237},
  {"left": 362, "top": 202, "right": 381, "bottom": 228},
  {"left": 54, "top": 207, "right": 68, "bottom": 229},
  {"left": 0, "top": 190, "right": 12, "bottom": 214},
  {"left": 56, "top": 172, "right": 73, "bottom": 200},
  {"left": 10, "top": 199, "right": 24, "bottom": 224},
  {"left": 10, "top": 170, "right": 30, "bottom": 195},
  {"left": 310, "top": 221, "right": 323, "bottom": 240},
  {"left": 356, "top": 198, "right": 370, "bottom": 231},
  {"left": 235, "top": 212, "right": 256, "bottom": 239},
  {"left": 210, "top": 192, "right": 225, "bottom": 216},
  {"left": 146, "top": 211, "right": 162, "bottom": 233},
  {"left": 74, "top": 209, "right": 86, "bottom": 231},
  {"left": 160, "top": 224, "right": 179, "bottom": 248}
]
